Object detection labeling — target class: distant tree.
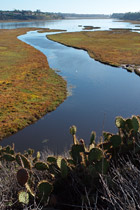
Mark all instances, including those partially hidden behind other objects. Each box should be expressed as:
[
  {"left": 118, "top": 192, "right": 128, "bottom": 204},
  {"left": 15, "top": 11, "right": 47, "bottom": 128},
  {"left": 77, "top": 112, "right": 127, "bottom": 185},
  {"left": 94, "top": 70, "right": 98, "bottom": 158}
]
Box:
[{"left": 36, "top": 9, "right": 41, "bottom": 13}]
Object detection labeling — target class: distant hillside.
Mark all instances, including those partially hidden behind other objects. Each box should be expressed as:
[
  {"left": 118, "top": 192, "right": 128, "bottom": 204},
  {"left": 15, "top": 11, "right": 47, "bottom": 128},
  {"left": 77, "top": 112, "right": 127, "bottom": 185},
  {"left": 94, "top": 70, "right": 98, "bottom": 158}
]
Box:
[
  {"left": 0, "top": 10, "right": 110, "bottom": 21},
  {"left": 111, "top": 12, "right": 140, "bottom": 21},
  {"left": 0, "top": 10, "right": 64, "bottom": 21},
  {"left": 58, "top": 13, "right": 110, "bottom": 19}
]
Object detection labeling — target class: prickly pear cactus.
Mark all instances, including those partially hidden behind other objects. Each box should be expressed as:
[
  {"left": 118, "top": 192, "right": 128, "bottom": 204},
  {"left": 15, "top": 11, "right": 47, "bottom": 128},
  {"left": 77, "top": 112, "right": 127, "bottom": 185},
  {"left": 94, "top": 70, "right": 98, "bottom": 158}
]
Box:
[
  {"left": 88, "top": 148, "right": 103, "bottom": 163},
  {"left": 47, "top": 156, "right": 57, "bottom": 163},
  {"left": 18, "top": 191, "right": 29, "bottom": 205},
  {"left": 69, "top": 125, "right": 77, "bottom": 135},
  {"left": 115, "top": 116, "right": 125, "bottom": 128},
  {"left": 70, "top": 144, "right": 85, "bottom": 164},
  {"left": 57, "top": 157, "right": 68, "bottom": 178},
  {"left": 16, "top": 154, "right": 32, "bottom": 170},
  {"left": 3, "top": 154, "right": 15, "bottom": 161},
  {"left": 90, "top": 131, "right": 96, "bottom": 145},
  {"left": 36, "top": 151, "right": 41, "bottom": 160},
  {"left": 69, "top": 125, "right": 78, "bottom": 145},
  {"left": 110, "top": 135, "right": 122, "bottom": 148},
  {"left": 1, "top": 145, "right": 15, "bottom": 155},
  {"left": 17, "top": 168, "right": 29, "bottom": 186},
  {"left": 34, "top": 161, "right": 48, "bottom": 171},
  {"left": 37, "top": 180, "right": 53, "bottom": 202},
  {"left": 132, "top": 116, "right": 139, "bottom": 132},
  {"left": 5, "top": 145, "right": 11, "bottom": 153},
  {"left": 27, "top": 148, "right": 34, "bottom": 156},
  {"left": 125, "top": 119, "right": 133, "bottom": 131},
  {"left": 98, "top": 141, "right": 111, "bottom": 150},
  {"left": 103, "top": 132, "right": 112, "bottom": 141}
]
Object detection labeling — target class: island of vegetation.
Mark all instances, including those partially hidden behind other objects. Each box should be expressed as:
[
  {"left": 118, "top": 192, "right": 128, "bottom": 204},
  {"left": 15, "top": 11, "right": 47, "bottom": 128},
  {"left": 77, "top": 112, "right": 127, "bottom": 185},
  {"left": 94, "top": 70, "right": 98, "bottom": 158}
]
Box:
[
  {"left": 47, "top": 30, "right": 140, "bottom": 74},
  {"left": 83, "top": 25, "right": 101, "bottom": 30},
  {"left": 0, "top": 28, "right": 66, "bottom": 140}
]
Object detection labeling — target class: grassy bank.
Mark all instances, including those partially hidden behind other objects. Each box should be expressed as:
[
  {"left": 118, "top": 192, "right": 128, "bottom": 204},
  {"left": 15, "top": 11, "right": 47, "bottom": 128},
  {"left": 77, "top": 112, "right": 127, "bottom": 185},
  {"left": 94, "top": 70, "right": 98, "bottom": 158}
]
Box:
[
  {"left": 0, "top": 28, "right": 67, "bottom": 140},
  {"left": 47, "top": 30, "right": 140, "bottom": 68}
]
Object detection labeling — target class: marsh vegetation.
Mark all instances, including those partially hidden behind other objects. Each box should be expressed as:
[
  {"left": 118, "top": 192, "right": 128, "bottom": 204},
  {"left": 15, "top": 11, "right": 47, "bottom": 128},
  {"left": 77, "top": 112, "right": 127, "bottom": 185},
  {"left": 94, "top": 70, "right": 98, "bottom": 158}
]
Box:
[
  {"left": 0, "top": 28, "right": 66, "bottom": 140},
  {"left": 47, "top": 30, "right": 140, "bottom": 70}
]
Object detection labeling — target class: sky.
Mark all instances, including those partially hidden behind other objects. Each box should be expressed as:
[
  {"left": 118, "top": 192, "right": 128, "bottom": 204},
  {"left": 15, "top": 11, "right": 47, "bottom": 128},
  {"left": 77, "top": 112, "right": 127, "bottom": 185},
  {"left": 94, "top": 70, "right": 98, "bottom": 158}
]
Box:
[{"left": 1, "top": 0, "right": 140, "bottom": 14}]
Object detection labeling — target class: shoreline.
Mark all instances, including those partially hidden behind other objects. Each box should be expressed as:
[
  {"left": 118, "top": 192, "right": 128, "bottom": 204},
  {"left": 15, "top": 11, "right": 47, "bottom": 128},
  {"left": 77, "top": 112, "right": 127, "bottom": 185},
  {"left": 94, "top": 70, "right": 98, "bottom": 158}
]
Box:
[
  {"left": 114, "top": 19, "right": 140, "bottom": 24},
  {"left": 0, "top": 28, "right": 67, "bottom": 141},
  {"left": 0, "top": 17, "right": 111, "bottom": 23}
]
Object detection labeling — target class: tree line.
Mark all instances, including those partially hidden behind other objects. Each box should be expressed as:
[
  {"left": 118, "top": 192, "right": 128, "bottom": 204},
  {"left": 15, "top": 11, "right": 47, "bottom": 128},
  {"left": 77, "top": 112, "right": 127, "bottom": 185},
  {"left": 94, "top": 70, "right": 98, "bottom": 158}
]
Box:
[
  {"left": 0, "top": 10, "right": 64, "bottom": 21},
  {"left": 111, "top": 12, "right": 140, "bottom": 21},
  {"left": 0, "top": 10, "right": 109, "bottom": 21}
]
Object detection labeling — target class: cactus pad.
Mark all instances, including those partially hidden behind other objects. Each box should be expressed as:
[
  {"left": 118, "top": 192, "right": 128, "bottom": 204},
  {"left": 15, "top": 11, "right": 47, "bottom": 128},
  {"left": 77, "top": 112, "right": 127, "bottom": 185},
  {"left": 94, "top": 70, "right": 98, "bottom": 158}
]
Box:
[
  {"left": 69, "top": 125, "right": 77, "bottom": 135},
  {"left": 110, "top": 135, "right": 121, "bottom": 148},
  {"left": 3, "top": 154, "right": 15, "bottom": 161},
  {"left": 16, "top": 154, "right": 32, "bottom": 169},
  {"left": 132, "top": 116, "right": 139, "bottom": 132},
  {"left": 47, "top": 156, "right": 57, "bottom": 163},
  {"left": 70, "top": 144, "right": 85, "bottom": 163},
  {"left": 57, "top": 157, "right": 68, "bottom": 178},
  {"left": 88, "top": 148, "right": 103, "bottom": 163},
  {"left": 37, "top": 180, "right": 53, "bottom": 201},
  {"left": 18, "top": 191, "right": 29, "bottom": 205},
  {"left": 34, "top": 161, "right": 48, "bottom": 171},
  {"left": 36, "top": 151, "right": 41, "bottom": 160},
  {"left": 115, "top": 117, "right": 125, "bottom": 128},
  {"left": 27, "top": 148, "right": 34, "bottom": 156},
  {"left": 17, "top": 168, "right": 29, "bottom": 186},
  {"left": 90, "top": 131, "right": 96, "bottom": 145}
]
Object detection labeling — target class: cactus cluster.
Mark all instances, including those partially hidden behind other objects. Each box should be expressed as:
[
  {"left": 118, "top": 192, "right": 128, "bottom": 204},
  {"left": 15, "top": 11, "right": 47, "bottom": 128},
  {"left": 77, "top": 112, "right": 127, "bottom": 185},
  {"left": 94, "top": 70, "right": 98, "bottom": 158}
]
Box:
[{"left": 1, "top": 115, "right": 140, "bottom": 208}]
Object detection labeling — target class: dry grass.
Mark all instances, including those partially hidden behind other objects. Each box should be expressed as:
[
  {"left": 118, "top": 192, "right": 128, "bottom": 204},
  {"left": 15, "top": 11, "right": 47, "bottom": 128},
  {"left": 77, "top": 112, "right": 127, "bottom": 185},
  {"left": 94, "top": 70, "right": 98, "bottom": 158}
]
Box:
[
  {"left": 0, "top": 28, "right": 66, "bottom": 140},
  {"left": 98, "top": 155, "right": 140, "bottom": 210},
  {"left": 47, "top": 30, "right": 140, "bottom": 67},
  {"left": 1, "top": 151, "right": 140, "bottom": 209}
]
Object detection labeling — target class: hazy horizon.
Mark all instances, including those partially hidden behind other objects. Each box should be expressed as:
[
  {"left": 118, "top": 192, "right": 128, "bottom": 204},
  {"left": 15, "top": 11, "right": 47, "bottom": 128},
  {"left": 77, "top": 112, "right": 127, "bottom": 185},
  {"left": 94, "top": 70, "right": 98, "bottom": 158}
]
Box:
[{"left": 1, "top": 0, "right": 140, "bottom": 15}]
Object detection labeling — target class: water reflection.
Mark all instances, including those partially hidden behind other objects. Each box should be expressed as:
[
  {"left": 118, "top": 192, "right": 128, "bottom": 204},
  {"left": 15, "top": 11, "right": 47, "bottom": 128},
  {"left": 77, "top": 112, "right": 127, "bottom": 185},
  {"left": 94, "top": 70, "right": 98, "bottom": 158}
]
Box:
[{"left": 0, "top": 18, "right": 137, "bottom": 31}]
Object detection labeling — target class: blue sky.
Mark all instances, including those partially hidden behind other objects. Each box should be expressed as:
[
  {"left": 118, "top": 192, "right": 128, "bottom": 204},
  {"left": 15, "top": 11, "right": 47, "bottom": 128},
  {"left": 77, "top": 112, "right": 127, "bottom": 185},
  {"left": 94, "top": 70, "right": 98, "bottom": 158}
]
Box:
[{"left": 1, "top": 0, "right": 140, "bottom": 14}]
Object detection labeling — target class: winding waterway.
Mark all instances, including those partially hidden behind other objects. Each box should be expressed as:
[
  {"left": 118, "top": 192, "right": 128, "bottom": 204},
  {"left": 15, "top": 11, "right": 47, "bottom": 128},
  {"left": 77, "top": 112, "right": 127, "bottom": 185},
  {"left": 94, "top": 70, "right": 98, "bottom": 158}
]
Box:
[{"left": 1, "top": 19, "right": 140, "bottom": 153}]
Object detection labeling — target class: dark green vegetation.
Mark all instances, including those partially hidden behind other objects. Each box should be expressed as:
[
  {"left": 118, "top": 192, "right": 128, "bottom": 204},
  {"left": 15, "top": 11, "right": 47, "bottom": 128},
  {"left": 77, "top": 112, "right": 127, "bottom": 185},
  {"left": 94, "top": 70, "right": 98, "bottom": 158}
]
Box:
[
  {"left": 0, "top": 10, "right": 63, "bottom": 21},
  {"left": 111, "top": 12, "right": 140, "bottom": 21},
  {"left": 47, "top": 30, "right": 140, "bottom": 70},
  {"left": 0, "top": 28, "right": 66, "bottom": 140},
  {"left": 1, "top": 115, "right": 140, "bottom": 209}
]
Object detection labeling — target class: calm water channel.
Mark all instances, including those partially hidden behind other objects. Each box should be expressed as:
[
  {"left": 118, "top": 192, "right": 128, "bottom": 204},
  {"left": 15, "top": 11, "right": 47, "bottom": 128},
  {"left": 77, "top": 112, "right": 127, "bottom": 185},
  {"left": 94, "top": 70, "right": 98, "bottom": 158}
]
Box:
[{"left": 1, "top": 19, "right": 140, "bottom": 153}]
